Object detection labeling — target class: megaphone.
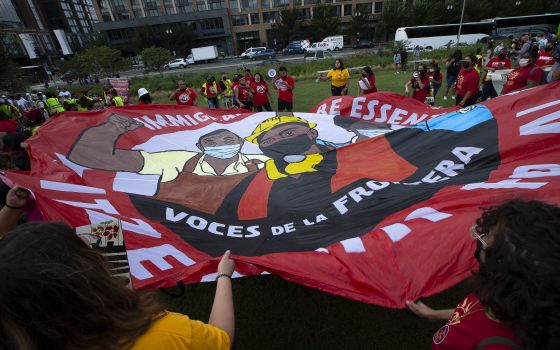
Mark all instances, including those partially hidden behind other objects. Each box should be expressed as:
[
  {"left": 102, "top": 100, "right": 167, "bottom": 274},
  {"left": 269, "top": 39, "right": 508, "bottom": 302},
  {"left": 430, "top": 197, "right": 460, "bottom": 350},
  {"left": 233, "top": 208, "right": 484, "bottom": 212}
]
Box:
[{"left": 267, "top": 68, "right": 277, "bottom": 78}]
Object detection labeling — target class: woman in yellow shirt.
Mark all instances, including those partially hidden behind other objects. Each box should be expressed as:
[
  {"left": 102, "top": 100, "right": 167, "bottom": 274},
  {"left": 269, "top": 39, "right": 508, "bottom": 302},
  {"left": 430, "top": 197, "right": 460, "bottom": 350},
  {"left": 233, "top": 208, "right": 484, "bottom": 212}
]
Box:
[
  {"left": 0, "top": 219, "right": 236, "bottom": 350},
  {"left": 319, "top": 59, "right": 350, "bottom": 96}
]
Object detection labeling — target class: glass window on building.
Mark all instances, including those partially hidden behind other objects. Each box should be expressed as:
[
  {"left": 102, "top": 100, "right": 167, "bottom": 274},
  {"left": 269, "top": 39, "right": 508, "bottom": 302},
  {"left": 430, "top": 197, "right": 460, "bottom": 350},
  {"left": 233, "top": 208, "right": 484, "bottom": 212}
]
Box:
[
  {"left": 231, "top": 14, "right": 248, "bottom": 26},
  {"left": 164, "top": 0, "right": 176, "bottom": 14},
  {"left": 335, "top": 5, "right": 341, "bottom": 16},
  {"left": 229, "top": 0, "right": 239, "bottom": 12},
  {"left": 196, "top": 0, "right": 207, "bottom": 11},
  {"left": 272, "top": 0, "right": 288, "bottom": 7},
  {"left": 298, "top": 7, "right": 311, "bottom": 19},
  {"left": 355, "top": 2, "right": 372, "bottom": 14},
  {"left": 142, "top": 0, "right": 160, "bottom": 16},
  {"left": 250, "top": 13, "right": 260, "bottom": 24},
  {"left": 343, "top": 4, "right": 352, "bottom": 16},
  {"left": 99, "top": 0, "right": 113, "bottom": 21},
  {"left": 262, "top": 11, "right": 278, "bottom": 23},
  {"left": 303, "top": 0, "right": 317, "bottom": 5},
  {"left": 208, "top": 0, "right": 225, "bottom": 10},
  {"left": 236, "top": 30, "right": 260, "bottom": 52},
  {"left": 240, "top": 0, "right": 256, "bottom": 10},
  {"left": 176, "top": 0, "right": 193, "bottom": 13},
  {"left": 261, "top": 0, "right": 270, "bottom": 9},
  {"left": 26, "top": 0, "right": 45, "bottom": 29},
  {"left": 374, "top": 1, "right": 382, "bottom": 13}
]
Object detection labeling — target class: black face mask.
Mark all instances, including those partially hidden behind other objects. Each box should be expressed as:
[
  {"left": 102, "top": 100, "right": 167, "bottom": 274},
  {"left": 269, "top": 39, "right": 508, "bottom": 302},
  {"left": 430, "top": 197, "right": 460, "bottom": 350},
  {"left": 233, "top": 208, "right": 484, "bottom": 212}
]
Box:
[
  {"left": 419, "top": 70, "right": 426, "bottom": 77},
  {"left": 462, "top": 61, "right": 470, "bottom": 69},
  {"left": 498, "top": 54, "right": 506, "bottom": 59},
  {"left": 260, "top": 133, "right": 315, "bottom": 169},
  {"left": 362, "top": 73, "right": 367, "bottom": 77},
  {"left": 179, "top": 88, "right": 186, "bottom": 91}
]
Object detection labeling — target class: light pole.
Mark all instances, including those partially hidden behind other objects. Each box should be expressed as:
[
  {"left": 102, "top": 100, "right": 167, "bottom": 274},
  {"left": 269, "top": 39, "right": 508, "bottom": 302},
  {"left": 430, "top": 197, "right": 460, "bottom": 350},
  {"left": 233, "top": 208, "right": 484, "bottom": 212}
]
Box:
[
  {"left": 165, "top": 28, "right": 175, "bottom": 56},
  {"left": 456, "top": 0, "right": 466, "bottom": 47}
]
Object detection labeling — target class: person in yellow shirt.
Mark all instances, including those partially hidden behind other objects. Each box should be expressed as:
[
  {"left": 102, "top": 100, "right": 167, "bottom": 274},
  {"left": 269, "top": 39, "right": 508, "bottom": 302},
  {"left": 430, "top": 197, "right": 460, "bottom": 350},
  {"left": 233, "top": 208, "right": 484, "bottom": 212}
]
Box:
[
  {"left": 318, "top": 58, "right": 350, "bottom": 96},
  {"left": 0, "top": 218, "right": 236, "bottom": 349}
]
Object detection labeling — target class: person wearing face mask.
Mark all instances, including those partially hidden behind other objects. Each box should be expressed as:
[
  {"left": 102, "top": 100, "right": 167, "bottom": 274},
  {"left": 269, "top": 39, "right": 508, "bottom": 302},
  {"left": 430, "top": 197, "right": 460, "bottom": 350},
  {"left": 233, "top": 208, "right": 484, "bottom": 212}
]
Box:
[
  {"left": 501, "top": 50, "right": 546, "bottom": 95},
  {"left": 406, "top": 200, "right": 560, "bottom": 350},
  {"left": 357, "top": 66, "right": 377, "bottom": 96},
  {"left": 454, "top": 55, "right": 480, "bottom": 107},
  {"left": 443, "top": 50, "right": 463, "bottom": 101},
  {"left": 234, "top": 77, "right": 252, "bottom": 111},
  {"left": 169, "top": 80, "right": 198, "bottom": 106},
  {"left": 250, "top": 73, "right": 273, "bottom": 112},
  {"left": 218, "top": 72, "right": 233, "bottom": 108},
  {"left": 547, "top": 46, "right": 560, "bottom": 83},
  {"left": 427, "top": 62, "right": 443, "bottom": 103},
  {"left": 405, "top": 63, "right": 430, "bottom": 103},
  {"left": 480, "top": 49, "right": 512, "bottom": 101},
  {"left": 200, "top": 76, "right": 222, "bottom": 109}
]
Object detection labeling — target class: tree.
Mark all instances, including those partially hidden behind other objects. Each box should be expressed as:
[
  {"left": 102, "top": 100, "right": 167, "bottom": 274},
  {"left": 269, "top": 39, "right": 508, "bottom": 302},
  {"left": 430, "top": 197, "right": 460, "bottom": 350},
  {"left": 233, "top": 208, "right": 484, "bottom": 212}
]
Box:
[
  {"left": 79, "top": 46, "right": 130, "bottom": 77},
  {"left": 85, "top": 32, "right": 109, "bottom": 49},
  {"left": 0, "top": 42, "right": 28, "bottom": 94},
  {"left": 376, "top": 0, "right": 409, "bottom": 41},
  {"left": 310, "top": 3, "right": 339, "bottom": 41},
  {"left": 141, "top": 46, "right": 172, "bottom": 74},
  {"left": 132, "top": 24, "right": 193, "bottom": 57},
  {"left": 275, "top": 8, "right": 301, "bottom": 46},
  {"left": 347, "top": 7, "right": 370, "bottom": 43}
]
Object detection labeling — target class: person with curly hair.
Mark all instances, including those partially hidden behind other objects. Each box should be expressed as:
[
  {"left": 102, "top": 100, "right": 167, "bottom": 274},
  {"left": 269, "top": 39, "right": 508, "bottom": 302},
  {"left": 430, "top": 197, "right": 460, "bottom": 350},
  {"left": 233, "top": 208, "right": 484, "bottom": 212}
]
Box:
[
  {"left": 407, "top": 199, "right": 560, "bottom": 350},
  {"left": 0, "top": 220, "right": 236, "bottom": 349}
]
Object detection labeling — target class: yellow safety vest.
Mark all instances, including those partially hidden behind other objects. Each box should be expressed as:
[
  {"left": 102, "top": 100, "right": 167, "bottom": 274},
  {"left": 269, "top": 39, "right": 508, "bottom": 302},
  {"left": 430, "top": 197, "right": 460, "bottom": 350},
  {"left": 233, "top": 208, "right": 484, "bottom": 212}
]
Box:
[
  {"left": 78, "top": 96, "right": 93, "bottom": 111},
  {"left": 201, "top": 82, "right": 221, "bottom": 100},
  {"left": 44, "top": 97, "right": 65, "bottom": 115},
  {"left": 112, "top": 96, "right": 124, "bottom": 106},
  {"left": 222, "top": 79, "right": 233, "bottom": 97}
]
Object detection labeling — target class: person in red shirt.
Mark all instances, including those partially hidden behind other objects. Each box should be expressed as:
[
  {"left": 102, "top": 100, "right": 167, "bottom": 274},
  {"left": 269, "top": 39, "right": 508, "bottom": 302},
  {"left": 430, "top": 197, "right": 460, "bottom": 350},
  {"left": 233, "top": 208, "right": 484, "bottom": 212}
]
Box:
[
  {"left": 454, "top": 55, "right": 480, "bottom": 107},
  {"left": 357, "top": 66, "right": 377, "bottom": 96},
  {"left": 200, "top": 76, "right": 221, "bottom": 109},
  {"left": 405, "top": 63, "right": 430, "bottom": 103},
  {"left": 535, "top": 45, "right": 555, "bottom": 67},
  {"left": 501, "top": 51, "right": 545, "bottom": 95},
  {"left": 481, "top": 49, "right": 512, "bottom": 101},
  {"left": 169, "top": 80, "right": 197, "bottom": 106},
  {"left": 250, "top": 73, "right": 272, "bottom": 112},
  {"left": 273, "top": 66, "right": 295, "bottom": 112},
  {"left": 234, "top": 76, "right": 252, "bottom": 111},
  {"left": 244, "top": 69, "right": 254, "bottom": 84},
  {"left": 428, "top": 62, "right": 443, "bottom": 104},
  {"left": 407, "top": 200, "right": 560, "bottom": 350}
]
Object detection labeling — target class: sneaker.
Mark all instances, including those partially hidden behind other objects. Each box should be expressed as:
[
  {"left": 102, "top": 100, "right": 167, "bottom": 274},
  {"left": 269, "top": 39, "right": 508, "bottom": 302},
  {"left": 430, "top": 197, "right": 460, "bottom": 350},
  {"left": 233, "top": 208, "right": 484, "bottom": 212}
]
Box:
[
  {"left": 451, "top": 95, "right": 456, "bottom": 100},
  {"left": 443, "top": 96, "right": 447, "bottom": 100}
]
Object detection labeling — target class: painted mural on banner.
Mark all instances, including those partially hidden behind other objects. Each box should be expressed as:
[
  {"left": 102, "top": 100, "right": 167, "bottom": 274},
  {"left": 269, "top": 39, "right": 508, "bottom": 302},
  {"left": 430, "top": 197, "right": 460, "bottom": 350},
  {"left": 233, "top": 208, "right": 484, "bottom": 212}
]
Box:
[
  {"left": 108, "top": 78, "right": 130, "bottom": 104},
  {"left": 3, "top": 86, "right": 560, "bottom": 307}
]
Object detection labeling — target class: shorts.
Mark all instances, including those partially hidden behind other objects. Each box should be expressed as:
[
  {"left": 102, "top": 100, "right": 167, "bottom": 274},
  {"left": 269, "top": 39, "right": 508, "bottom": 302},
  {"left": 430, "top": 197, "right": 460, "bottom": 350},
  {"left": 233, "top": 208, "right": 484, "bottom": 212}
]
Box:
[
  {"left": 331, "top": 85, "right": 345, "bottom": 96},
  {"left": 255, "top": 102, "right": 272, "bottom": 112},
  {"left": 207, "top": 98, "right": 219, "bottom": 108},
  {"left": 446, "top": 74, "right": 457, "bottom": 86},
  {"left": 277, "top": 99, "right": 293, "bottom": 111}
]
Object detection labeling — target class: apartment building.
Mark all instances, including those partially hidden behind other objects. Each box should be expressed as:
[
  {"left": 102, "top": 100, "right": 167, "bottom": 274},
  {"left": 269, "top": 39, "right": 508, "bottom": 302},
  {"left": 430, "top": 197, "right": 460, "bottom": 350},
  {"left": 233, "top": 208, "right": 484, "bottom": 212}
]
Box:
[{"left": 93, "top": 0, "right": 384, "bottom": 55}]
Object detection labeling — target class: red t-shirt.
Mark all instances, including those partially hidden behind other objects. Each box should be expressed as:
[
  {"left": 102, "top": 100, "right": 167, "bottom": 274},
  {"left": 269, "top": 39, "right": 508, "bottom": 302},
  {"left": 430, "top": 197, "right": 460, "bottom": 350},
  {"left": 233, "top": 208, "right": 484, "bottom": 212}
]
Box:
[
  {"left": 0, "top": 119, "right": 19, "bottom": 133},
  {"left": 174, "top": 88, "right": 197, "bottom": 106},
  {"left": 535, "top": 52, "right": 555, "bottom": 67},
  {"left": 411, "top": 75, "right": 430, "bottom": 102},
  {"left": 485, "top": 57, "right": 512, "bottom": 70},
  {"left": 250, "top": 81, "right": 269, "bottom": 106},
  {"left": 455, "top": 68, "right": 480, "bottom": 97},
  {"left": 429, "top": 71, "right": 443, "bottom": 86},
  {"left": 433, "top": 294, "right": 521, "bottom": 350},
  {"left": 200, "top": 82, "right": 220, "bottom": 98},
  {"left": 274, "top": 76, "right": 295, "bottom": 102},
  {"left": 244, "top": 74, "right": 254, "bottom": 84},
  {"left": 362, "top": 75, "right": 377, "bottom": 94},
  {"left": 501, "top": 64, "right": 546, "bottom": 94},
  {"left": 237, "top": 85, "right": 251, "bottom": 102}
]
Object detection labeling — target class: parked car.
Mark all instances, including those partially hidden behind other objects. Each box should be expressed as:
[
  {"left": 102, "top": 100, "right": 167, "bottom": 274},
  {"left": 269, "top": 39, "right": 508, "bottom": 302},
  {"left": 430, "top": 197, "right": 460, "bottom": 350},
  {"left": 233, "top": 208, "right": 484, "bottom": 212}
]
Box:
[
  {"left": 250, "top": 49, "right": 276, "bottom": 61},
  {"left": 282, "top": 40, "right": 310, "bottom": 55},
  {"left": 353, "top": 39, "right": 376, "bottom": 49},
  {"left": 240, "top": 47, "right": 266, "bottom": 59},
  {"left": 304, "top": 50, "right": 338, "bottom": 61},
  {"left": 164, "top": 58, "right": 189, "bottom": 70}
]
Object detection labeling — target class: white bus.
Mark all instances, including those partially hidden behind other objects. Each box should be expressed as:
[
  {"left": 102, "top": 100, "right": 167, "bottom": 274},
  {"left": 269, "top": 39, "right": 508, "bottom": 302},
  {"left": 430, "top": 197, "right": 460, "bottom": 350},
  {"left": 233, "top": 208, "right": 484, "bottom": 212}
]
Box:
[
  {"left": 395, "top": 22, "right": 494, "bottom": 50},
  {"left": 487, "top": 13, "right": 560, "bottom": 38}
]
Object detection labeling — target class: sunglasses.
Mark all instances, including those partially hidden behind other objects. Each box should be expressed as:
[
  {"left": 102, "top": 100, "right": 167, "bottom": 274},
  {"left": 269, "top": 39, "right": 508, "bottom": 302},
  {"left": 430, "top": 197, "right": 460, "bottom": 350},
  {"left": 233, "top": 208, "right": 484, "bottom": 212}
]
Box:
[{"left": 470, "top": 224, "right": 488, "bottom": 249}]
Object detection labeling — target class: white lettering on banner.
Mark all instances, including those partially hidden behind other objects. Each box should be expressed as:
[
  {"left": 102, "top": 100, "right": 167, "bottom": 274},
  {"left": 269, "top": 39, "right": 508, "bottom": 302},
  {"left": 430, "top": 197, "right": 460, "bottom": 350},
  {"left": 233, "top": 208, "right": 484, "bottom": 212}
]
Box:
[
  {"left": 388, "top": 108, "right": 408, "bottom": 124},
  {"left": 55, "top": 152, "right": 88, "bottom": 177},
  {"left": 40, "top": 180, "right": 105, "bottom": 194},
  {"left": 462, "top": 164, "right": 558, "bottom": 190},
  {"left": 403, "top": 113, "right": 432, "bottom": 125},
  {"left": 340, "top": 237, "right": 366, "bottom": 253},
  {"left": 374, "top": 104, "right": 392, "bottom": 123},
  {"left": 315, "top": 103, "right": 327, "bottom": 114},
  {"left": 516, "top": 100, "right": 560, "bottom": 118},
  {"left": 56, "top": 199, "right": 119, "bottom": 214},
  {"left": 328, "top": 98, "right": 342, "bottom": 115},
  {"left": 382, "top": 207, "right": 452, "bottom": 242},
  {"left": 511, "top": 164, "right": 560, "bottom": 178},
  {"left": 462, "top": 179, "right": 546, "bottom": 190},
  {"left": 139, "top": 115, "right": 175, "bottom": 130},
  {"left": 86, "top": 209, "right": 161, "bottom": 238},
  {"left": 362, "top": 100, "right": 379, "bottom": 120},
  {"left": 350, "top": 97, "right": 367, "bottom": 118},
  {"left": 127, "top": 244, "right": 195, "bottom": 280},
  {"left": 165, "top": 207, "right": 262, "bottom": 238},
  {"left": 519, "top": 110, "right": 560, "bottom": 135},
  {"left": 193, "top": 112, "right": 216, "bottom": 122},
  {"left": 452, "top": 147, "right": 483, "bottom": 164},
  {"left": 165, "top": 114, "right": 193, "bottom": 127}
]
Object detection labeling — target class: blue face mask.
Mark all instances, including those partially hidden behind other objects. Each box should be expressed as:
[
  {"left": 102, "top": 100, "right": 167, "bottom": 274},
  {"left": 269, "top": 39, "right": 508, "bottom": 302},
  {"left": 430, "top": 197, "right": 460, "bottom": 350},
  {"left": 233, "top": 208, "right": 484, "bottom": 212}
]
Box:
[
  {"left": 356, "top": 128, "right": 392, "bottom": 138},
  {"left": 203, "top": 144, "right": 241, "bottom": 159}
]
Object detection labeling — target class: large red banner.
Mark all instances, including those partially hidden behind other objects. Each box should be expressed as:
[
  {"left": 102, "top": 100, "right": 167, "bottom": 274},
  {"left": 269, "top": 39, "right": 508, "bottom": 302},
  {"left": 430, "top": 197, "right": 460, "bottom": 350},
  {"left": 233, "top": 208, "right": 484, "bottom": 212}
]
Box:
[{"left": 3, "top": 84, "right": 560, "bottom": 307}]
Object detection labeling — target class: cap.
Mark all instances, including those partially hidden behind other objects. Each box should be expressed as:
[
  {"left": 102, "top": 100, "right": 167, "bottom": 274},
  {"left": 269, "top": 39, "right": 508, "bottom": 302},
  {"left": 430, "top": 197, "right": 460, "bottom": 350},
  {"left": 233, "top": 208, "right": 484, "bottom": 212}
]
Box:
[
  {"left": 499, "top": 48, "right": 508, "bottom": 54},
  {"left": 245, "top": 116, "right": 316, "bottom": 144},
  {"left": 138, "top": 88, "right": 149, "bottom": 97}
]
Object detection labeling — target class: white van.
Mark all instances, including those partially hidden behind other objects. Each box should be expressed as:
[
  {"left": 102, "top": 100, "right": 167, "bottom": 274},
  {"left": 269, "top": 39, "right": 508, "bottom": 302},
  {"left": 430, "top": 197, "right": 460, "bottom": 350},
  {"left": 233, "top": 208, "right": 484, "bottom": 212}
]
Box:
[
  {"left": 321, "top": 36, "right": 344, "bottom": 51},
  {"left": 306, "top": 42, "right": 334, "bottom": 53},
  {"left": 240, "top": 47, "right": 266, "bottom": 58}
]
